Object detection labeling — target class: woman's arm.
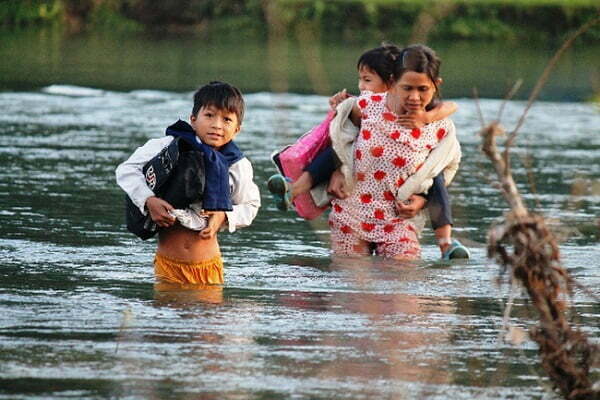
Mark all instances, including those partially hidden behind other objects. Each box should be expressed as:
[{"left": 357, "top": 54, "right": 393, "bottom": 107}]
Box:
[
  {"left": 395, "top": 119, "right": 460, "bottom": 202},
  {"left": 326, "top": 168, "right": 349, "bottom": 199}
]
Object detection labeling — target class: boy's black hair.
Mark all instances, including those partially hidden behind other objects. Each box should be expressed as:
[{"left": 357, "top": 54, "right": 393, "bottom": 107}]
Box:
[
  {"left": 357, "top": 42, "right": 403, "bottom": 87},
  {"left": 192, "top": 81, "right": 245, "bottom": 124}
]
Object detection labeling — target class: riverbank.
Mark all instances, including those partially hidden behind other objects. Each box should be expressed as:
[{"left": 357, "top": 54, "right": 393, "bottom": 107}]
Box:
[
  {"left": 1, "top": 0, "right": 599, "bottom": 42},
  {"left": 1, "top": 27, "right": 599, "bottom": 101}
]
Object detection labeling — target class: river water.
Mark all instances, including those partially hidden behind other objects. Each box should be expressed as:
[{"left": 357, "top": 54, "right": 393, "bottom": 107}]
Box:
[{"left": 0, "top": 83, "right": 598, "bottom": 399}]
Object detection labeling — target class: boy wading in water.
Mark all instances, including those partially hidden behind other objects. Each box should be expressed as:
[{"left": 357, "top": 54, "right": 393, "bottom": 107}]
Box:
[{"left": 116, "top": 81, "right": 260, "bottom": 285}]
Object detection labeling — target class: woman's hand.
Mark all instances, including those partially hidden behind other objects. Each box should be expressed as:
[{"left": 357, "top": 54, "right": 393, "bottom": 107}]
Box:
[
  {"left": 146, "top": 196, "right": 176, "bottom": 227},
  {"left": 327, "top": 169, "right": 349, "bottom": 199},
  {"left": 396, "top": 194, "right": 426, "bottom": 218},
  {"left": 199, "top": 211, "right": 226, "bottom": 239}
]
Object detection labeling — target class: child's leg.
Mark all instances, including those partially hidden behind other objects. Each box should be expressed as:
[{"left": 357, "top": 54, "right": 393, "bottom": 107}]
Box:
[
  {"left": 268, "top": 146, "right": 337, "bottom": 210},
  {"left": 427, "top": 173, "right": 469, "bottom": 259},
  {"left": 427, "top": 173, "right": 453, "bottom": 251},
  {"left": 293, "top": 146, "right": 336, "bottom": 199},
  {"left": 290, "top": 172, "right": 313, "bottom": 200}
]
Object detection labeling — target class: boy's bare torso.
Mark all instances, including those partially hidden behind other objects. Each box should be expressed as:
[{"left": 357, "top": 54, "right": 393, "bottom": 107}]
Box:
[{"left": 157, "top": 225, "right": 220, "bottom": 262}]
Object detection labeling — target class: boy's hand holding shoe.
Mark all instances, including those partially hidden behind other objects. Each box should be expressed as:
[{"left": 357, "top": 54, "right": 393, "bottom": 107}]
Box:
[{"left": 146, "top": 196, "right": 176, "bottom": 228}]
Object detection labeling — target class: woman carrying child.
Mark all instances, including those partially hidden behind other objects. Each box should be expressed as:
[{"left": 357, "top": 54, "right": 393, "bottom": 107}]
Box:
[
  {"left": 327, "top": 44, "right": 461, "bottom": 260},
  {"left": 269, "top": 43, "right": 468, "bottom": 259}
]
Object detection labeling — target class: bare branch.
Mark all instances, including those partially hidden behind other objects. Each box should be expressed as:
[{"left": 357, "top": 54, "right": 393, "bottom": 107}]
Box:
[
  {"left": 479, "top": 17, "right": 600, "bottom": 399},
  {"left": 472, "top": 87, "right": 486, "bottom": 128},
  {"left": 497, "top": 79, "right": 522, "bottom": 123}
]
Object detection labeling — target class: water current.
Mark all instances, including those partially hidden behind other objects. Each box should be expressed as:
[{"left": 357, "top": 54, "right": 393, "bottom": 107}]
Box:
[{"left": 0, "top": 85, "right": 598, "bottom": 399}]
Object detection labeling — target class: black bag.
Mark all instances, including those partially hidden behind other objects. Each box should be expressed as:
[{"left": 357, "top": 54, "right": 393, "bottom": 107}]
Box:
[{"left": 125, "top": 138, "right": 206, "bottom": 240}]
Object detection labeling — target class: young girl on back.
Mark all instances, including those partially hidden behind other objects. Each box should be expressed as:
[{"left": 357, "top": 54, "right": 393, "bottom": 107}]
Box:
[{"left": 269, "top": 43, "right": 469, "bottom": 259}]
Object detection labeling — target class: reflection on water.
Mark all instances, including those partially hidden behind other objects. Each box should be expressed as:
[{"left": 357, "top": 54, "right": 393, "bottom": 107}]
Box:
[
  {"left": 292, "top": 257, "right": 456, "bottom": 391},
  {"left": 0, "top": 85, "right": 598, "bottom": 398},
  {"left": 1, "top": 28, "right": 600, "bottom": 101}
]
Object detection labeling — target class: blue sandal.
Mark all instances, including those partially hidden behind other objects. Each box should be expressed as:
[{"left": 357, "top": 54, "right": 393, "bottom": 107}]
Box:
[
  {"left": 442, "top": 239, "right": 471, "bottom": 260},
  {"left": 267, "top": 174, "right": 292, "bottom": 211}
]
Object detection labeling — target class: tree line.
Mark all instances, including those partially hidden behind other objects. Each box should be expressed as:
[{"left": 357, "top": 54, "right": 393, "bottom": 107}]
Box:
[{"left": 1, "top": 0, "right": 599, "bottom": 42}]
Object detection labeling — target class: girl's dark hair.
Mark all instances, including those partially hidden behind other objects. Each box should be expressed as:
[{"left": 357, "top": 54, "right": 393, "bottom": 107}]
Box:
[
  {"left": 394, "top": 44, "right": 442, "bottom": 109},
  {"left": 192, "top": 81, "right": 245, "bottom": 123},
  {"left": 356, "top": 42, "right": 403, "bottom": 87}
]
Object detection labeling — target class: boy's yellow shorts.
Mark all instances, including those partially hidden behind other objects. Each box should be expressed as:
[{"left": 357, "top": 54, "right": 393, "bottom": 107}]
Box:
[{"left": 154, "top": 253, "right": 224, "bottom": 284}]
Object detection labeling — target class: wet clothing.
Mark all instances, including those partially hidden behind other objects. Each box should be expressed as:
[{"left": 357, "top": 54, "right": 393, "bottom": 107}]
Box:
[
  {"left": 328, "top": 91, "right": 457, "bottom": 258},
  {"left": 329, "top": 216, "right": 421, "bottom": 258},
  {"left": 328, "top": 96, "right": 461, "bottom": 207},
  {"left": 154, "top": 253, "right": 224, "bottom": 284}
]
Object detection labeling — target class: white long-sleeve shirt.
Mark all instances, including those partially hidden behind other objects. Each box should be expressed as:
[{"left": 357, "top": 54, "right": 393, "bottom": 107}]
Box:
[{"left": 116, "top": 136, "right": 260, "bottom": 233}]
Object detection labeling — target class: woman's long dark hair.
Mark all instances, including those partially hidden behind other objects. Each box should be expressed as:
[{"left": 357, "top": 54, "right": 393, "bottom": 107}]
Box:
[{"left": 393, "top": 44, "right": 442, "bottom": 110}]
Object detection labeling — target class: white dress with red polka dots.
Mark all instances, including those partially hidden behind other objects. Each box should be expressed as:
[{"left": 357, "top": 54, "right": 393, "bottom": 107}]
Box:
[{"left": 328, "top": 91, "right": 452, "bottom": 258}]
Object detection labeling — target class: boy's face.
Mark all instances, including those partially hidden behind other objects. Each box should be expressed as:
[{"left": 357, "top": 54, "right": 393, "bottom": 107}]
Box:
[
  {"left": 190, "top": 105, "right": 241, "bottom": 149},
  {"left": 358, "top": 66, "right": 389, "bottom": 93}
]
